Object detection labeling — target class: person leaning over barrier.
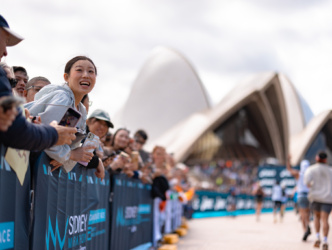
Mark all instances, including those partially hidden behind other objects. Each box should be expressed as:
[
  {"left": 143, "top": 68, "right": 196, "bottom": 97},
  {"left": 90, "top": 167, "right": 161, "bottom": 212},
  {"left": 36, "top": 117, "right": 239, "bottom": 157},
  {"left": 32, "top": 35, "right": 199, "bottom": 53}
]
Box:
[
  {"left": 0, "top": 14, "right": 76, "bottom": 147},
  {"left": 84, "top": 109, "right": 115, "bottom": 179},
  {"left": 106, "top": 128, "right": 131, "bottom": 173},
  {"left": 28, "top": 56, "right": 99, "bottom": 174},
  {"left": 108, "top": 128, "right": 153, "bottom": 181},
  {"left": 304, "top": 151, "right": 332, "bottom": 250}
]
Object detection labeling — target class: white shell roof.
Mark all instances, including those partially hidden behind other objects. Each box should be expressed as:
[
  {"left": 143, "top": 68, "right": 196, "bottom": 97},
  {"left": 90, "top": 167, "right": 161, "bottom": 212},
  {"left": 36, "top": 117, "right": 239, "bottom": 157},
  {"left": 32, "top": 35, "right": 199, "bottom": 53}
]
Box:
[
  {"left": 113, "top": 46, "right": 210, "bottom": 141},
  {"left": 290, "top": 110, "right": 332, "bottom": 165},
  {"left": 115, "top": 46, "right": 331, "bottom": 166}
]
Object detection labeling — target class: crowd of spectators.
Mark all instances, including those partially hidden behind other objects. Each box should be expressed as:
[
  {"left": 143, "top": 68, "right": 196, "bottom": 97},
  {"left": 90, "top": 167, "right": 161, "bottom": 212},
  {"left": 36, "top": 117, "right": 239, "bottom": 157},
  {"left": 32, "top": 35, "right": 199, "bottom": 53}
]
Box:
[
  {"left": 188, "top": 159, "right": 258, "bottom": 194},
  {"left": 0, "top": 14, "right": 194, "bottom": 248}
]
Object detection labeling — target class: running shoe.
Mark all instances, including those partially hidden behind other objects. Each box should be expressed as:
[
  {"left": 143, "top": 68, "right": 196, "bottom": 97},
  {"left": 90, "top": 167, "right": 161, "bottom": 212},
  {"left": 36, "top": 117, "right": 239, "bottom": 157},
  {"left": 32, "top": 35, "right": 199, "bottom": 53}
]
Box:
[
  {"left": 322, "top": 243, "right": 328, "bottom": 250},
  {"left": 314, "top": 240, "right": 320, "bottom": 248},
  {"left": 302, "top": 226, "right": 311, "bottom": 241}
]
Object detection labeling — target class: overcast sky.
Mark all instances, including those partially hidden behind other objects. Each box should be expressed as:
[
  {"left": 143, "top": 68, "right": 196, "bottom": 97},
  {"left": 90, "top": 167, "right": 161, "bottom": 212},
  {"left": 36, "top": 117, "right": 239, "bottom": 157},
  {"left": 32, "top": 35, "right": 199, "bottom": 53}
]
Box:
[{"left": 2, "top": 0, "right": 332, "bottom": 121}]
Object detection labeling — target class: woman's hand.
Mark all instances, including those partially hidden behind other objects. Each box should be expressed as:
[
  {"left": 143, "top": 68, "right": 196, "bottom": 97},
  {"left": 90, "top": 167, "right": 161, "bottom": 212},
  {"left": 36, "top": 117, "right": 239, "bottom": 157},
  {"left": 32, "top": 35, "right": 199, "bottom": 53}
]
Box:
[
  {"left": 123, "top": 165, "right": 134, "bottom": 178},
  {"left": 50, "top": 159, "right": 63, "bottom": 172},
  {"left": 95, "top": 158, "right": 105, "bottom": 181},
  {"left": 109, "top": 154, "right": 129, "bottom": 171},
  {"left": 70, "top": 145, "right": 95, "bottom": 162}
]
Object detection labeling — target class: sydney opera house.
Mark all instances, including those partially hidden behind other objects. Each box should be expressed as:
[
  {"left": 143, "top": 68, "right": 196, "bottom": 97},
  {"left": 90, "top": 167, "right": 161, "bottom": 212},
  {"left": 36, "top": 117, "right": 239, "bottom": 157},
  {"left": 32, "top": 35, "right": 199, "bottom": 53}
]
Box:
[{"left": 114, "top": 46, "right": 332, "bottom": 167}]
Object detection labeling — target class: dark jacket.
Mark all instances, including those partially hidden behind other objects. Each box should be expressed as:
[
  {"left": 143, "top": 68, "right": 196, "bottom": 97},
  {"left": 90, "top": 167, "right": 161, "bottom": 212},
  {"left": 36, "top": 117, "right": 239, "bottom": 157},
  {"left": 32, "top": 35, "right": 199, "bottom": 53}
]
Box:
[
  {"left": 151, "top": 175, "right": 170, "bottom": 201},
  {"left": 0, "top": 68, "right": 58, "bottom": 151}
]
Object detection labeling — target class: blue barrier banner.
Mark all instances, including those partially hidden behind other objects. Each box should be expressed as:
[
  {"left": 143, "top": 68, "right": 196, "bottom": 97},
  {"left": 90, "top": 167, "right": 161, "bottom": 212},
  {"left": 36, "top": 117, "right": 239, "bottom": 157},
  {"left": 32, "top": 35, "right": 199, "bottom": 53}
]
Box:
[
  {"left": 0, "top": 145, "right": 30, "bottom": 250},
  {"left": 110, "top": 174, "right": 153, "bottom": 250},
  {"left": 30, "top": 152, "right": 110, "bottom": 250},
  {"left": 0, "top": 222, "right": 14, "bottom": 250},
  {"left": 192, "top": 190, "right": 294, "bottom": 219}
]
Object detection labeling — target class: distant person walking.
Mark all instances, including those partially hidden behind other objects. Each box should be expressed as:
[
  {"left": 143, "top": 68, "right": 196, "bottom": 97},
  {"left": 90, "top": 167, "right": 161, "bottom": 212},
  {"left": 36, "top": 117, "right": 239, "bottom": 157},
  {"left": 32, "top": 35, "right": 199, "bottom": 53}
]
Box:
[
  {"left": 271, "top": 180, "right": 283, "bottom": 223},
  {"left": 280, "top": 183, "right": 288, "bottom": 222},
  {"left": 286, "top": 156, "right": 311, "bottom": 241},
  {"left": 304, "top": 151, "right": 332, "bottom": 250},
  {"left": 252, "top": 181, "right": 264, "bottom": 221}
]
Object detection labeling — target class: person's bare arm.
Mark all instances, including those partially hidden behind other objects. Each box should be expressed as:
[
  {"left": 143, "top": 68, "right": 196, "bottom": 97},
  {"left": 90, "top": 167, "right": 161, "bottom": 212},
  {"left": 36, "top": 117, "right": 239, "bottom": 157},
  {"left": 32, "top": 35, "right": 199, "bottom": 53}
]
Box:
[
  {"left": 286, "top": 155, "right": 299, "bottom": 179},
  {"left": 94, "top": 158, "right": 105, "bottom": 181}
]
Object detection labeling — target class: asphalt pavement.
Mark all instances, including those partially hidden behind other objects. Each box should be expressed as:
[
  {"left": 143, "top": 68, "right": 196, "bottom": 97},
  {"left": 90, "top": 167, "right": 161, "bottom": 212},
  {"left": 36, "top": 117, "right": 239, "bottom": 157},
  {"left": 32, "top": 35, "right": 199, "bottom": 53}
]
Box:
[{"left": 177, "top": 211, "right": 331, "bottom": 250}]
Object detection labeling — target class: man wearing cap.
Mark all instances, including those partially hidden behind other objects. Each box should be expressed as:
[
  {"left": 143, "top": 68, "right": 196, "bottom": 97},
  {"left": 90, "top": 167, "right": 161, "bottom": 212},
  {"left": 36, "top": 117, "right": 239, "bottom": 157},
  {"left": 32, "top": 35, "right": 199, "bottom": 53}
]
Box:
[
  {"left": 87, "top": 109, "right": 114, "bottom": 129},
  {"left": 0, "top": 14, "right": 76, "bottom": 149},
  {"left": 304, "top": 151, "right": 332, "bottom": 250},
  {"left": 85, "top": 109, "right": 113, "bottom": 167}
]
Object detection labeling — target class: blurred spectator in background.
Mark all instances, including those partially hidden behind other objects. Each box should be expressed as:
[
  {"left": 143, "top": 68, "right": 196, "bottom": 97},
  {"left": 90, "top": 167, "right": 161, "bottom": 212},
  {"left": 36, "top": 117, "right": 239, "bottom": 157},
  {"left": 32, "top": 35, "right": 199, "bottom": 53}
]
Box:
[
  {"left": 188, "top": 159, "right": 257, "bottom": 193},
  {"left": 24, "top": 76, "right": 50, "bottom": 103},
  {"left": 107, "top": 128, "right": 131, "bottom": 173},
  {"left": 150, "top": 145, "right": 170, "bottom": 247},
  {"left": 81, "top": 94, "right": 91, "bottom": 114},
  {"left": 110, "top": 128, "right": 130, "bottom": 153},
  {"left": 227, "top": 186, "right": 237, "bottom": 217},
  {"left": 252, "top": 181, "right": 264, "bottom": 222},
  {"left": 101, "top": 131, "right": 112, "bottom": 151},
  {"left": 134, "top": 129, "right": 150, "bottom": 164},
  {"left": 13, "top": 66, "right": 28, "bottom": 97}
]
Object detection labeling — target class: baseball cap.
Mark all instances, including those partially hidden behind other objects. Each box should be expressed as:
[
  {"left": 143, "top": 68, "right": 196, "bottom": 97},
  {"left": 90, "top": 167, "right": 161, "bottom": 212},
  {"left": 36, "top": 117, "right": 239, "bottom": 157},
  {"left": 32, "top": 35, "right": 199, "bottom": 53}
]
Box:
[
  {"left": 0, "top": 15, "right": 24, "bottom": 46},
  {"left": 88, "top": 109, "right": 114, "bottom": 128}
]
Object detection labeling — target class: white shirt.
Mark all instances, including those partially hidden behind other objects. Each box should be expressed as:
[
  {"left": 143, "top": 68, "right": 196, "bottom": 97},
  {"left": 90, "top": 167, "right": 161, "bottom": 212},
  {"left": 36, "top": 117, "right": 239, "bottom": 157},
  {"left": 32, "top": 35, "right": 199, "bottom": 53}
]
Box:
[
  {"left": 304, "top": 162, "right": 332, "bottom": 204},
  {"left": 271, "top": 184, "right": 282, "bottom": 201}
]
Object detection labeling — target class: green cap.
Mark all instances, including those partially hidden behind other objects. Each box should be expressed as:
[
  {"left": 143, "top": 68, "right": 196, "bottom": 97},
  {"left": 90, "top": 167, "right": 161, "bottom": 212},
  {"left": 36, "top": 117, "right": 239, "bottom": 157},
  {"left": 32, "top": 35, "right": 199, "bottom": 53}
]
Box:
[{"left": 88, "top": 109, "right": 114, "bottom": 128}]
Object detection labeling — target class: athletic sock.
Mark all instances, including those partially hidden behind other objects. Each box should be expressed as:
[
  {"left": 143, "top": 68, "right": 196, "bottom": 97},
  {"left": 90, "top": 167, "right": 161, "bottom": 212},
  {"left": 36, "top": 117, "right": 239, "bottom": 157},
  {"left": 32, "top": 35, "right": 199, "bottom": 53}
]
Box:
[
  {"left": 316, "top": 233, "right": 320, "bottom": 240},
  {"left": 323, "top": 237, "right": 328, "bottom": 244}
]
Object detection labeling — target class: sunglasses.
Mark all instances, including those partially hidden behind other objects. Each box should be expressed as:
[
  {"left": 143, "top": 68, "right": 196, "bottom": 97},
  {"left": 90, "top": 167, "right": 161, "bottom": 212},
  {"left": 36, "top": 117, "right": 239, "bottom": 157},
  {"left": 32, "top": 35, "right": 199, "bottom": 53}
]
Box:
[{"left": 26, "top": 85, "right": 43, "bottom": 92}]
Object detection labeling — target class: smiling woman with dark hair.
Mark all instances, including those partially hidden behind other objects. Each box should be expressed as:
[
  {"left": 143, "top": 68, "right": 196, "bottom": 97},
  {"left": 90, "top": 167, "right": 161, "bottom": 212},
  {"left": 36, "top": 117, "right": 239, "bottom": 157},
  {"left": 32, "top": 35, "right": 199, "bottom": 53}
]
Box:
[
  {"left": 28, "top": 56, "right": 103, "bottom": 179},
  {"left": 111, "top": 128, "right": 130, "bottom": 152}
]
